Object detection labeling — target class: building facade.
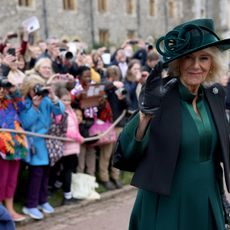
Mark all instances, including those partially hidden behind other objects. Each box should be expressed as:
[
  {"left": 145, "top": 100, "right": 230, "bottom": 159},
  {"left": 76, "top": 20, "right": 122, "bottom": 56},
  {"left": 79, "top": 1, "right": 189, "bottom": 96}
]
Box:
[{"left": 0, "top": 0, "right": 229, "bottom": 47}]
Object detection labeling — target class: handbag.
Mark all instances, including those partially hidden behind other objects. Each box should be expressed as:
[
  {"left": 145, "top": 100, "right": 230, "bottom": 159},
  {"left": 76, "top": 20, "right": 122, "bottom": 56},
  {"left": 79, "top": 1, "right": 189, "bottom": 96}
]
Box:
[
  {"left": 46, "top": 112, "right": 68, "bottom": 166},
  {"left": 88, "top": 119, "right": 116, "bottom": 146}
]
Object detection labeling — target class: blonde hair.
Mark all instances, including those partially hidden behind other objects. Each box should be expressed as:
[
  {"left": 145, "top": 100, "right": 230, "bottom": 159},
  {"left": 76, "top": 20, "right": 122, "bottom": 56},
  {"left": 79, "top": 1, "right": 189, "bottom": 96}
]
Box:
[
  {"left": 34, "top": 57, "right": 51, "bottom": 69},
  {"left": 168, "top": 47, "right": 228, "bottom": 86},
  {"left": 34, "top": 57, "right": 53, "bottom": 75},
  {"left": 20, "top": 74, "right": 45, "bottom": 96}
]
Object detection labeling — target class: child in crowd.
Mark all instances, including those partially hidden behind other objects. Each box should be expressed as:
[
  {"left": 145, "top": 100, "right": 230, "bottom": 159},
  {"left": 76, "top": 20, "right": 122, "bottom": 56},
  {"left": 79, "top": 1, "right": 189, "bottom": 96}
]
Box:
[
  {"left": 71, "top": 66, "right": 98, "bottom": 177},
  {"left": 56, "top": 87, "right": 84, "bottom": 205},
  {"left": 75, "top": 107, "right": 96, "bottom": 175}
]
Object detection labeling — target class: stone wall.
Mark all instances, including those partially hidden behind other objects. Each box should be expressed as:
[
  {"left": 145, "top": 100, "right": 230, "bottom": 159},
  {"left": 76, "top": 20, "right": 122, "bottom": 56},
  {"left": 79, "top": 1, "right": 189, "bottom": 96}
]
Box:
[{"left": 0, "top": 0, "right": 229, "bottom": 47}]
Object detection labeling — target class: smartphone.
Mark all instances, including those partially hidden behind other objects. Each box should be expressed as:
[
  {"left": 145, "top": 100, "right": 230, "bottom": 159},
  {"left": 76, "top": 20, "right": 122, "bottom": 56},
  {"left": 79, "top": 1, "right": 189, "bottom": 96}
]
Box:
[
  {"left": 59, "top": 74, "right": 68, "bottom": 80},
  {"left": 7, "top": 48, "right": 16, "bottom": 56}
]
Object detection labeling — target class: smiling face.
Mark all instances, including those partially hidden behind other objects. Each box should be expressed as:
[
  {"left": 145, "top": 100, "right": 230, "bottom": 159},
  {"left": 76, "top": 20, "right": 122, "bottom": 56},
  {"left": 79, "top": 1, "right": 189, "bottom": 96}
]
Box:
[
  {"left": 37, "top": 60, "right": 52, "bottom": 79},
  {"left": 80, "top": 70, "right": 91, "bottom": 86},
  {"left": 179, "top": 50, "right": 212, "bottom": 94}
]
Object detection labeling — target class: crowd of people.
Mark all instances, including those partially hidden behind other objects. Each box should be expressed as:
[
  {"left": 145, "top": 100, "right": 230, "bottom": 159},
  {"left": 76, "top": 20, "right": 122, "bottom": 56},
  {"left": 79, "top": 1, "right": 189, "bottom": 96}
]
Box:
[
  {"left": 0, "top": 26, "right": 163, "bottom": 225},
  {"left": 1, "top": 18, "right": 230, "bottom": 230}
]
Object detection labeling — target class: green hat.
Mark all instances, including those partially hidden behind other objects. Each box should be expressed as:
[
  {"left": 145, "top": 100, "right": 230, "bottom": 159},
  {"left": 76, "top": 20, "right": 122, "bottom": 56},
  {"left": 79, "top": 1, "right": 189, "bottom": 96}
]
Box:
[{"left": 156, "top": 18, "right": 230, "bottom": 64}]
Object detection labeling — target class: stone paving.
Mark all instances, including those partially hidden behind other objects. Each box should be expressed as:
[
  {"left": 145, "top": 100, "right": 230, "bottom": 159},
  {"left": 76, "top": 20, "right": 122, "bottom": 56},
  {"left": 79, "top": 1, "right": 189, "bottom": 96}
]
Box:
[{"left": 16, "top": 185, "right": 136, "bottom": 230}]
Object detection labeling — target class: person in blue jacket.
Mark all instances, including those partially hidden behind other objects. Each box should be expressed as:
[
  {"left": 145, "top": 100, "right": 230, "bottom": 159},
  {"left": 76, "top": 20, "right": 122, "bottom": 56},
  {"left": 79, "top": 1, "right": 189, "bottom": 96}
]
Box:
[{"left": 19, "top": 74, "right": 65, "bottom": 220}]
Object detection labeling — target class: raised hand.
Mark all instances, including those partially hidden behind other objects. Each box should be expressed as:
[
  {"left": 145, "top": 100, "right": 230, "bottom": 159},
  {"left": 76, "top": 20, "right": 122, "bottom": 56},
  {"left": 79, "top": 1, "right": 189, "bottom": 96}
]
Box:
[{"left": 139, "top": 61, "right": 177, "bottom": 115}]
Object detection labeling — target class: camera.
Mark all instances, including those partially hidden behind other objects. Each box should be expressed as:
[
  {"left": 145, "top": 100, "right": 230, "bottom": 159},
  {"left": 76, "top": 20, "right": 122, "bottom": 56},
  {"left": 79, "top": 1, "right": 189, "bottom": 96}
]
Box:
[
  {"left": 65, "top": 51, "right": 73, "bottom": 60},
  {"left": 0, "top": 77, "right": 13, "bottom": 88},
  {"left": 115, "top": 87, "right": 127, "bottom": 96},
  {"left": 61, "top": 51, "right": 74, "bottom": 60},
  {"left": 34, "top": 84, "right": 49, "bottom": 97},
  {"left": 7, "top": 48, "right": 16, "bottom": 56}
]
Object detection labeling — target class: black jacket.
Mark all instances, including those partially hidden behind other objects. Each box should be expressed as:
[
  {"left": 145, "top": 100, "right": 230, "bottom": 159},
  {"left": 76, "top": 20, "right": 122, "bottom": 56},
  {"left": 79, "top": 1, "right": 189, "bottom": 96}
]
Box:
[
  {"left": 130, "top": 82, "right": 230, "bottom": 195},
  {"left": 105, "top": 82, "right": 129, "bottom": 127}
]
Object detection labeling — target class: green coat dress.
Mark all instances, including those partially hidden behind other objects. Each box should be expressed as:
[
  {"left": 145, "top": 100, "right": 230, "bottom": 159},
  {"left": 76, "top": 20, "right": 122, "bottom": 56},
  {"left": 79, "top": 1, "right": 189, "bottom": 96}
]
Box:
[{"left": 124, "top": 83, "right": 225, "bottom": 230}]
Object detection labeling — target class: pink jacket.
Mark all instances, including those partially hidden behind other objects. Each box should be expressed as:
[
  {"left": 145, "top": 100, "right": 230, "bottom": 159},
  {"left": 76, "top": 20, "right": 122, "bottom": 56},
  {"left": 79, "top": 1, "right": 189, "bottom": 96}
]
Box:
[{"left": 63, "top": 106, "right": 84, "bottom": 156}]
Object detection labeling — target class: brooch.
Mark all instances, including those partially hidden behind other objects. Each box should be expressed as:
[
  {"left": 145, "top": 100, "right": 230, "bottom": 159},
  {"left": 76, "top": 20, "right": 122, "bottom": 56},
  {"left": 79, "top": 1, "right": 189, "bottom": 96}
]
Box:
[{"left": 212, "top": 87, "right": 218, "bottom": 94}]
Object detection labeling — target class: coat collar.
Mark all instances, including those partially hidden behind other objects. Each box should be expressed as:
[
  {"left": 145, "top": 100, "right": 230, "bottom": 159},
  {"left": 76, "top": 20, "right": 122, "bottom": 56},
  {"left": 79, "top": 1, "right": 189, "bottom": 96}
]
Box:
[
  {"left": 204, "top": 84, "right": 225, "bottom": 134},
  {"left": 205, "top": 84, "right": 230, "bottom": 191}
]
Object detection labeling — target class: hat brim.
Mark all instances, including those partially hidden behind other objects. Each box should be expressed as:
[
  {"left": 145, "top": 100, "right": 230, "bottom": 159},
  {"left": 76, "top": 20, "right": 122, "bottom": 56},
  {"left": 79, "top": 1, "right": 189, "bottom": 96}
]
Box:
[{"left": 163, "top": 38, "right": 230, "bottom": 64}]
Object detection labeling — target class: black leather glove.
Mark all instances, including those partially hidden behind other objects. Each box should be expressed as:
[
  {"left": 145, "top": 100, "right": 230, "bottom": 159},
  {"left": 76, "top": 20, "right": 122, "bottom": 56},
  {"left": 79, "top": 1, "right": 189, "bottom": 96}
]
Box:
[{"left": 139, "top": 62, "right": 177, "bottom": 115}]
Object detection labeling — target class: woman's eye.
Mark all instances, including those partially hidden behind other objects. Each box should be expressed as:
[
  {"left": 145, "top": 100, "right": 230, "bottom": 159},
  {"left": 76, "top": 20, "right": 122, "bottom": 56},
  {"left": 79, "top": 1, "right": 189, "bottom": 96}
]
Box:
[{"left": 200, "top": 56, "right": 210, "bottom": 60}]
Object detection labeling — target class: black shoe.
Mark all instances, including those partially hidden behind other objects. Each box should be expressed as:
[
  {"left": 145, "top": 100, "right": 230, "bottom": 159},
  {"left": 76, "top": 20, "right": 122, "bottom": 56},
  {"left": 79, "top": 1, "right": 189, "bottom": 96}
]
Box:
[
  {"left": 100, "top": 181, "right": 116, "bottom": 191},
  {"left": 62, "top": 197, "right": 80, "bottom": 206},
  {"left": 111, "top": 179, "right": 123, "bottom": 189}
]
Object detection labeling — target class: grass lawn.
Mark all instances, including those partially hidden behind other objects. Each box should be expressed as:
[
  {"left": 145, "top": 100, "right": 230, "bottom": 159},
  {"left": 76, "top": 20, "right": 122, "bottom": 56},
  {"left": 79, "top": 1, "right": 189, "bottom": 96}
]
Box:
[{"left": 14, "top": 164, "right": 133, "bottom": 213}]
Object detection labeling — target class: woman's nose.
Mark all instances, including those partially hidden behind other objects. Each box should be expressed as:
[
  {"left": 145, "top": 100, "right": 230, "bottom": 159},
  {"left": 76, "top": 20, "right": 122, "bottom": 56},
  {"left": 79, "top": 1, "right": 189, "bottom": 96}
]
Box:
[{"left": 192, "top": 58, "right": 200, "bottom": 68}]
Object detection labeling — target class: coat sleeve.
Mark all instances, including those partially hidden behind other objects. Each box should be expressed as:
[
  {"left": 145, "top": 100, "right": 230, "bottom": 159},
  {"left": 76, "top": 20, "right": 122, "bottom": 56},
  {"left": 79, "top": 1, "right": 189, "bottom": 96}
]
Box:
[
  {"left": 19, "top": 100, "right": 40, "bottom": 129},
  {"left": 66, "top": 115, "right": 84, "bottom": 144},
  {"left": 225, "top": 80, "right": 230, "bottom": 110},
  {"left": 50, "top": 100, "right": 65, "bottom": 115},
  {"left": 66, "top": 130, "right": 84, "bottom": 143},
  {"left": 113, "top": 112, "right": 150, "bottom": 172}
]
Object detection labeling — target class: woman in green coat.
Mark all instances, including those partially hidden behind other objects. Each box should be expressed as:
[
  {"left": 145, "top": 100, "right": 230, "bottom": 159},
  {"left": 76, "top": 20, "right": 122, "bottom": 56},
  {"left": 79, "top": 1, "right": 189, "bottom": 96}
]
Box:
[{"left": 113, "top": 18, "right": 230, "bottom": 230}]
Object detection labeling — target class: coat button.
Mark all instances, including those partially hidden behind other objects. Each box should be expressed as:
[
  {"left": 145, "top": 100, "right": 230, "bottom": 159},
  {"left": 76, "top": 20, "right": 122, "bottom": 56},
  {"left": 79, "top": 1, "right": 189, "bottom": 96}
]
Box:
[{"left": 212, "top": 87, "right": 218, "bottom": 94}]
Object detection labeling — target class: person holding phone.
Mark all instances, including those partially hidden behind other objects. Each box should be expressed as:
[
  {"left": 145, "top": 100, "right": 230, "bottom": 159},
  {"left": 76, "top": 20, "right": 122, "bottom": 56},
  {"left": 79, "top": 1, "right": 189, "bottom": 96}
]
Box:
[{"left": 3, "top": 47, "right": 26, "bottom": 88}]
